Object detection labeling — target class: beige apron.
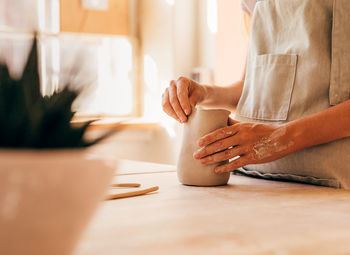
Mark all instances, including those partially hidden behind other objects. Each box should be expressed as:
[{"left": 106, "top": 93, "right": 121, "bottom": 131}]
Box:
[{"left": 234, "top": 0, "right": 350, "bottom": 188}]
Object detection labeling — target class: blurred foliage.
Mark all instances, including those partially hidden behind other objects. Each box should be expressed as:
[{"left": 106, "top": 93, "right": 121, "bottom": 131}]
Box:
[{"left": 0, "top": 37, "right": 105, "bottom": 148}]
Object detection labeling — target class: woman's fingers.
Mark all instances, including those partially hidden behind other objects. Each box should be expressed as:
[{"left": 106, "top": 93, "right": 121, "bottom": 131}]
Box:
[
  {"left": 162, "top": 88, "right": 181, "bottom": 122},
  {"left": 169, "top": 80, "right": 187, "bottom": 123},
  {"left": 215, "top": 156, "right": 248, "bottom": 173},
  {"left": 198, "top": 125, "right": 240, "bottom": 147},
  {"left": 176, "top": 77, "right": 192, "bottom": 116},
  {"left": 162, "top": 76, "right": 205, "bottom": 122},
  {"left": 194, "top": 134, "right": 240, "bottom": 159},
  {"left": 199, "top": 146, "right": 247, "bottom": 165},
  {"left": 193, "top": 122, "right": 287, "bottom": 172}
]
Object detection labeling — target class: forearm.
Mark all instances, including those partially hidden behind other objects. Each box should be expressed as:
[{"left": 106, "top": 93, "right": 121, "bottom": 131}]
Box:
[
  {"left": 285, "top": 99, "right": 350, "bottom": 153},
  {"left": 198, "top": 58, "right": 247, "bottom": 111},
  {"left": 199, "top": 80, "right": 244, "bottom": 111}
]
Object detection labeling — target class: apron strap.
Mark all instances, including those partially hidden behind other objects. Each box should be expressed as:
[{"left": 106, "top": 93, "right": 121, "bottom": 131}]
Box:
[{"left": 330, "top": 0, "right": 350, "bottom": 105}]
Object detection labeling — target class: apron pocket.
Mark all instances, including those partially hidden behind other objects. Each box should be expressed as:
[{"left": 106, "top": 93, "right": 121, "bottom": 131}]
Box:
[{"left": 237, "top": 54, "right": 298, "bottom": 121}]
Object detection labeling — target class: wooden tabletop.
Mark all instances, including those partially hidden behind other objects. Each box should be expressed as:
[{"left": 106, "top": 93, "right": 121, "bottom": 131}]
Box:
[{"left": 73, "top": 160, "right": 350, "bottom": 255}]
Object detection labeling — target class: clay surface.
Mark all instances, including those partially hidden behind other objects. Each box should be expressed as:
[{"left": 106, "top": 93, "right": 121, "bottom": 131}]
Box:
[{"left": 177, "top": 107, "right": 231, "bottom": 186}]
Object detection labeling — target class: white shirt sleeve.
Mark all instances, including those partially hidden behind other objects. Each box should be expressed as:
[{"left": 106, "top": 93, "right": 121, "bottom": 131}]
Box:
[{"left": 241, "top": 0, "right": 257, "bottom": 15}]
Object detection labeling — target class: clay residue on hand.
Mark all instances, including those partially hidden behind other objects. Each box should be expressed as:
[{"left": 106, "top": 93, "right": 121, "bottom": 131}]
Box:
[{"left": 252, "top": 126, "right": 294, "bottom": 161}]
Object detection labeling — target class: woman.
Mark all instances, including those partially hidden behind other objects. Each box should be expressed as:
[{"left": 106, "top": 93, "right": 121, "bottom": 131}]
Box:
[{"left": 162, "top": 0, "right": 350, "bottom": 188}]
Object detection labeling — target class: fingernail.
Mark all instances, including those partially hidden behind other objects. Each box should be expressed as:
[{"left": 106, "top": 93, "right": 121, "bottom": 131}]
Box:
[{"left": 193, "top": 151, "right": 200, "bottom": 159}]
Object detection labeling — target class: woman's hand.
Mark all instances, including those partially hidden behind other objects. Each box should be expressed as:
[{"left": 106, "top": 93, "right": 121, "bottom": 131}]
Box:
[
  {"left": 162, "top": 77, "right": 206, "bottom": 123},
  {"left": 193, "top": 119, "right": 295, "bottom": 173}
]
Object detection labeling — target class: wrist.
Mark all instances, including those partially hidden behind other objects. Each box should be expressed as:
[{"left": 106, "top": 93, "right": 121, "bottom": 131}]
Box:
[
  {"left": 196, "top": 80, "right": 244, "bottom": 110},
  {"left": 283, "top": 121, "right": 308, "bottom": 154},
  {"left": 197, "top": 84, "right": 213, "bottom": 106}
]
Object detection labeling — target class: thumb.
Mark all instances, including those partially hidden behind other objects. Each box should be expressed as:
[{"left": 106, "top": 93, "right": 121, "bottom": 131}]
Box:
[{"left": 189, "top": 89, "right": 201, "bottom": 108}]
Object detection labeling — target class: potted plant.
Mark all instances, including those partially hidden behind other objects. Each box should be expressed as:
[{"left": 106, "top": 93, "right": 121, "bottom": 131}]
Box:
[{"left": 0, "top": 37, "right": 116, "bottom": 255}]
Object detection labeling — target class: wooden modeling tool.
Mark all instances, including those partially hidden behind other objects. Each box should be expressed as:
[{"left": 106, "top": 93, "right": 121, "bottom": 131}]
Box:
[
  {"left": 110, "top": 183, "right": 141, "bottom": 188},
  {"left": 105, "top": 183, "right": 159, "bottom": 200}
]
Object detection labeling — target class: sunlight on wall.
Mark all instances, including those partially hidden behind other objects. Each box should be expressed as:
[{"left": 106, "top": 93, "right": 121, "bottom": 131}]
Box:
[
  {"left": 57, "top": 35, "right": 135, "bottom": 116},
  {"left": 207, "top": 0, "right": 218, "bottom": 34},
  {"left": 143, "top": 54, "right": 161, "bottom": 120},
  {"left": 93, "top": 37, "right": 133, "bottom": 115},
  {"left": 143, "top": 53, "right": 177, "bottom": 137},
  {"left": 165, "top": 0, "right": 175, "bottom": 6},
  {"left": 144, "top": 54, "right": 159, "bottom": 87}
]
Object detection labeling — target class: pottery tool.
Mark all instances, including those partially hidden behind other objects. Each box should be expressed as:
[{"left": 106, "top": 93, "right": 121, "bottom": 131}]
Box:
[
  {"left": 110, "top": 183, "right": 141, "bottom": 188},
  {"left": 105, "top": 184, "right": 159, "bottom": 200}
]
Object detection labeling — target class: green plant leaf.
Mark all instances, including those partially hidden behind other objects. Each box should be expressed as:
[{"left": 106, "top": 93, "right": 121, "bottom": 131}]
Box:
[
  {"left": 0, "top": 35, "right": 117, "bottom": 149},
  {"left": 19, "top": 35, "right": 41, "bottom": 108}
]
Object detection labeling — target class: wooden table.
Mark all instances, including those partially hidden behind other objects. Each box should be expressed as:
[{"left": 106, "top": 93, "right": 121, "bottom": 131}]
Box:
[{"left": 74, "top": 160, "right": 350, "bottom": 255}]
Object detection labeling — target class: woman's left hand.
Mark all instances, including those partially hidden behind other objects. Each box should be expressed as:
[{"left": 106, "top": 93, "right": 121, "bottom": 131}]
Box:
[{"left": 193, "top": 119, "right": 295, "bottom": 173}]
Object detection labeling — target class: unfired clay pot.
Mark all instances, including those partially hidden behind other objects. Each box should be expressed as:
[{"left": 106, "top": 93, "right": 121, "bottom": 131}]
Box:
[
  {"left": 0, "top": 149, "right": 116, "bottom": 255},
  {"left": 177, "top": 107, "right": 231, "bottom": 186}
]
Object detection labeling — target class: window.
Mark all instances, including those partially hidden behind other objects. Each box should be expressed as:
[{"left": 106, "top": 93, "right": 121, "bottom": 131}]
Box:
[
  {"left": 42, "top": 33, "right": 137, "bottom": 117},
  {"left": 0, "top": 0, "right": 139, "bottom": 119}
]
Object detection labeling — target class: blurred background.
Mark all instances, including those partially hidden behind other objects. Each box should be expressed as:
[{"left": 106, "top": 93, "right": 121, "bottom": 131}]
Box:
[{"left": 0, "top": 0, "right": 248, "bottom": 164}]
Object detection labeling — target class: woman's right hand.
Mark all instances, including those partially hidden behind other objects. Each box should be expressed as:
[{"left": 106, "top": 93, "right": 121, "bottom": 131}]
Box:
[{"left": 162, "top": 76, "right": 206, "bottom": 123}]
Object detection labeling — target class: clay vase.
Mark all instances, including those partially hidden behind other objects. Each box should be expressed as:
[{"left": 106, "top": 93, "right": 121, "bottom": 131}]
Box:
[{"left": 177, "top": 107, "right": 231, "bottom": 186}]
